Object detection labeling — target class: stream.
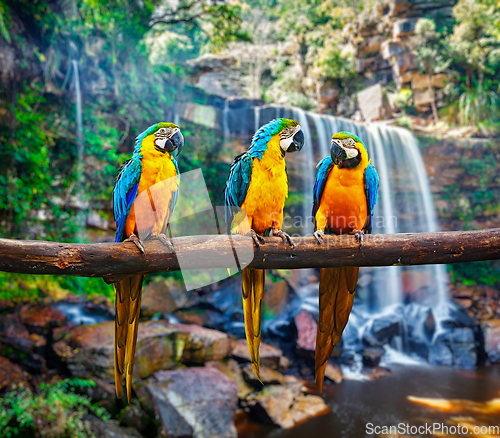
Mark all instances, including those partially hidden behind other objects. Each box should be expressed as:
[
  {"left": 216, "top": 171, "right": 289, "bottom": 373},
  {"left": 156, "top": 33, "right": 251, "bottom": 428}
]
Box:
[{"left": 239, "top": 364, "right": 500, "bottom": 437}]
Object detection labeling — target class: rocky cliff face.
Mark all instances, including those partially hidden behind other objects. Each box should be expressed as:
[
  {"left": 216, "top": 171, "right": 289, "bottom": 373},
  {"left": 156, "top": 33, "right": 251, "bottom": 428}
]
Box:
[
  {"left": 421, "top": 135, "right": 500, "bottom": 231},
  {"left": 331, "top": 0, "right": 455, "bottom": 118}
]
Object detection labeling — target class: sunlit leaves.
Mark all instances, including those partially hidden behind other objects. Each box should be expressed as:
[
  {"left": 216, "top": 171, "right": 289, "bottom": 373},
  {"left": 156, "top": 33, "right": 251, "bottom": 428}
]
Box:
[{"left": 0, "top": 379, "right": 110, "bottom": 437}]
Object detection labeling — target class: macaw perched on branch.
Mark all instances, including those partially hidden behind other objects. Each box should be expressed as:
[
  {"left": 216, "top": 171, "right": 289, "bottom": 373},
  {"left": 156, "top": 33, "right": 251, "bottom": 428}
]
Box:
[
  {"left": 225, "top": 118, "right": 305, "bottom": 380},
  {"left": 112, "top": 122, "right": 183, "bottom": 402},
  {"left": 312, "top": 131, "right": 379, "bottom": 391}
]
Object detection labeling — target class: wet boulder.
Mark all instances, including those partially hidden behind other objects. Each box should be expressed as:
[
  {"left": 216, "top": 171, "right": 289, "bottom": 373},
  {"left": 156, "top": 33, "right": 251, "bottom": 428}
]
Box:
[
  {"left": 371, "top": 313, "right": 402, "bottom": 345},
  {"left": 53, "top": 321, "right": 180, "bottom": 379},
  {"left": 403, "top": 303, "right": 436, "bottom": 357},
  {"left": 294, "top": 310, "right": 317, "bottom": 355},
  {"left": 243, "top": 385, "right": 329, "bottom": 429},
  {"left": 482, "top": 319, "right": 500, "bottom": 364},
  {"left": 324, "top": 362, "right": 343, "bottom": 384},
  {"left": 19, "top": 305, "right": 66, "bottom": 336},
  {"left": 53, "top": 320, "right": 230, "bottom": 379},
  {"left": 264, "top": 279, "right": 289, "bottom": 315},
  {"left": 429, "top": 328, "right": 477, "bottom": 369},
  {"left": 175, "top": 323, "right": 231, "bottom": 364},
  {"left": 86, "top": 416, "right": 143, "bottom": 438},
  {"left": 141, "top": 277, "right": 199, "bottom": 317},
  {"left": 231, "top": 339, "right": 282, "bottom": 369},
  {"left": 118, "top": 403, "right": 152, "bottom": 435},
  {"left": 439, "top": 302, "right": 475, "bottom": 330},
  {"left": 174, "top": 309, "right": 226, "bottom": 330},
  {"left": 206, "top": 358, "right": 254, "bottom": 398},
  {"left": 148, "top": 367, "right": 239, "bottom": 438},
  {"left": 266, "top": 317, "right": 294, "bottom": 342},
  {"left": 202, "top": 276, "right": 242, "bottom": 313},
  {"left": 0, "top": 356, "right": 28, "bottom": 391},
  {"left": 242, "top": 363, "right": 286, "bottom": 386},
  {"left": 361, "top": 366, "right": 391, "bottom": 380},
  {"left": 362, "top": 347, "right": 384, "bottom": 367},
  {"left": 0, "top": 314, "right": 47, "bottom": 373}
]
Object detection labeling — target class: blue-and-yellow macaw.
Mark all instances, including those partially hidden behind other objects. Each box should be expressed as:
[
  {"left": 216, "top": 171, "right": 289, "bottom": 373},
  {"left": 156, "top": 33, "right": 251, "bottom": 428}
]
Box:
[
  {"left": 224, "top": 118, "right": 304, "bottom": 380},
  {"left": 312, "top": 131, "right": 379, "bottom": 391},
  {"left": 112, "top": 122, "right": 183, "bottom": 402}
]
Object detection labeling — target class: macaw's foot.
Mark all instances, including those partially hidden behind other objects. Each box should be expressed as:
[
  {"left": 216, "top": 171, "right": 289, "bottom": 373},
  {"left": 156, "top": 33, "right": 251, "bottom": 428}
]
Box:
[
  {"left": 124, "top": 233, "right": 146, "bottom": 255},
  {"left": 313, "top": 230, "right": 325, "bottom": 245},
  {"left": 351, "top": 229, "right": 364, "bottom": 250},
  {"left": 248, "top": 229, "right": 265, "bottom": 248},
  {"left": 157, "top": 233, "right": 175, "bottom": 253},
  {"left": 275, "top": 230, "right": 295, "bottom": 249}
]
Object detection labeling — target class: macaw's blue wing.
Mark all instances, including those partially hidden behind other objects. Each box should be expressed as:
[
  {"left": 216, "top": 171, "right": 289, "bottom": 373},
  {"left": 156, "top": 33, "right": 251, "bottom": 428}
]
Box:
[
  {"left": 364, "top": 163, "right": 379, "bottom": 234},
  {"left": 113, "top": 157, "right": 142, "bottom": 242},
  {"left": 224, "top": 152, "right": 253, "bottom": 233},
  {"left": 312, "top": 155, "right": 334, "bottom": 227}
]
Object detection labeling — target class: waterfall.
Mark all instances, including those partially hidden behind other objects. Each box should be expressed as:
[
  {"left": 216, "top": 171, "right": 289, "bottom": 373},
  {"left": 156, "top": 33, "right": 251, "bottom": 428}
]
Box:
[
  {"left": 223, "top": 99, "right": 230, "bottom": 142},
  {"left": 241, "top": 106, "right": 448, "bottom": 311},
  {"left": 72, "top": 59, "right": 85, "bottom": 243},
  {"left": 292, "top": 108, "right": 315, "bottom": 235}
]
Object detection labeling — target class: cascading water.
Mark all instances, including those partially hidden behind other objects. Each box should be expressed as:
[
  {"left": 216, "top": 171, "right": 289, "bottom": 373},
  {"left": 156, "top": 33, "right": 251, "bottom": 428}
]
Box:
[
  {"left": 292, "top": 108, "right": 315, "bottom": 235},
  {"left": 72, "top": 56, "right": 85, "bottom": 244}
]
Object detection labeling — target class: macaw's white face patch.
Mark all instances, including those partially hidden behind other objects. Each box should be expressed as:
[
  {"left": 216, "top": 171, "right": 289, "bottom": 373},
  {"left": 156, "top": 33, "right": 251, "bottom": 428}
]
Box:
[
  {"left": 155, "top": 137, "right": 168, "bottom": 149},
  {"left": 280, "top": 135, "right": 294, "bottom": 151},
  {"left": 345, "top": 148, "right": 359, "bottom": 159},
  {"left": 279, "top": 124, "right": 301, "bottom": 151}
]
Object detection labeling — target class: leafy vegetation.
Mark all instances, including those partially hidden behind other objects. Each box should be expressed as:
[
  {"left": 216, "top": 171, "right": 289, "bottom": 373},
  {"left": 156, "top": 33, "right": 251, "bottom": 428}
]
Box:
[
  {"left": 412, "top": 18, "right": 451, "bottom": 122},
  {"left": 0, "top": 378, "right": 110, "bottom": 438},
  {"left": 449, "top": 260, "right": 500, "bottom": 288}
]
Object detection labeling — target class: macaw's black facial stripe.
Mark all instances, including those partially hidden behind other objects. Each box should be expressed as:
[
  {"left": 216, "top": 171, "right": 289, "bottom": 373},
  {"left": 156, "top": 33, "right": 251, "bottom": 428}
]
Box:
[{"left": 336, "top": 154, "right": 362, "bottom": 169}]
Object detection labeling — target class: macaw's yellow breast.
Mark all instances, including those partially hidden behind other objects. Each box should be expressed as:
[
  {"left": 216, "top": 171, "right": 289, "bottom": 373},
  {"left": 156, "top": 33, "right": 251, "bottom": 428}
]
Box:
[
  {"left": 125, "top": 135, "right": 179, "bottom": 239},
  {"left": 315, "top": 164, "right": 368, "bottom": 235},
  {"left": 240, "top": 135, "right": 288, "bottom": 235}
]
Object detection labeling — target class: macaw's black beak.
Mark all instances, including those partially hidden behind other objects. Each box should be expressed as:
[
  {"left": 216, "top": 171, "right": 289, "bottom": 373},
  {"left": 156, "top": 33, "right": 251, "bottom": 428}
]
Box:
[
  {"left": 288, "top": 129, "right": 304, "bottom": 153},
  {"left": 331, "top": 142, "right": 347, "bottom": 165},
  {"left": 166, "top": 131, "right": 184, "bottom": 155}
]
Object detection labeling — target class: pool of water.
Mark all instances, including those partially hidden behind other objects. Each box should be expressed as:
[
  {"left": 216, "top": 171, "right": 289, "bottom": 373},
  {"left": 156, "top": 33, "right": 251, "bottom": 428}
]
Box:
[{"left": 239, "top": 364, "right": 500, "bottom": 437}]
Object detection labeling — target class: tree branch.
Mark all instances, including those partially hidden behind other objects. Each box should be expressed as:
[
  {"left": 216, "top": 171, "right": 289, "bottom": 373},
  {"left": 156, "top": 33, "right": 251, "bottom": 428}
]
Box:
[{"left": 1, "top": 229, "right": 500, "bottom": 283}]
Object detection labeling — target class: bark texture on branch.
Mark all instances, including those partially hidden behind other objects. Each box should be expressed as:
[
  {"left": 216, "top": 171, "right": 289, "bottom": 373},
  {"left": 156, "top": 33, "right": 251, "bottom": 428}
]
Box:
[{"left": 1, "top": 229, "right": 500, "bottom": 283}]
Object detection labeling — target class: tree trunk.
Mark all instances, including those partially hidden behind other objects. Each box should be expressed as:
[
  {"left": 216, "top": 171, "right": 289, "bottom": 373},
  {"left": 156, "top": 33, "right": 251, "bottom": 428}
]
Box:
[
  {"left": 427, "top": 73, "right": 439, "bottom": 123},
  {"left": 1, "top": 229, "right": 500, "bottom": 283}
]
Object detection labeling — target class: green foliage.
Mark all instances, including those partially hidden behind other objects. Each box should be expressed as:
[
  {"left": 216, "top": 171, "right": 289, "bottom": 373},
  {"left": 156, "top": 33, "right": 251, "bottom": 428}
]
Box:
[
  {"left": 437, "top": 141, "right": 500, "bottom": 230},
  {"left": 449, "top": 260, "right": 500, "bottom": 287},
  {"left": 0, "top": 2, "right": 11, "bottom": 44},
  {"left": 391, "top": 89, "right": 413, "bottom": 110},
  {"left": 413, "top": 18, "right": 451, "bottom": 76},
  {"left": 0, "top": 272, "right": 114, "bottom": 303},
  {"left": 446, "top": 0, "right": 500, "bottom": 125},
  {"left": 450, "top": 0, "right": 500, "bottom": 84},
  {"left": 310, "top": 35, "right": 356, "bottom": 81},
  {"left": 0, "top": 379, "right": 110, "bottom": 438},
  {"left": 394, "top": 115, "right": 414, "bottom": 129},
  {"left": 458, "top": 81, "right": 499, "bottom": 125}
]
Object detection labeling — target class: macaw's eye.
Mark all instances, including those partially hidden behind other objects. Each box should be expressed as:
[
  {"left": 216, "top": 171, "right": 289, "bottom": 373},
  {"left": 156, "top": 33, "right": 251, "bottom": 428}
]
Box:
[
  {"left": 343, "top": 138, "right": 355, "bottom": 147},
  {"left": 158, "top": 128, "right": 167, "bottom": 135}
]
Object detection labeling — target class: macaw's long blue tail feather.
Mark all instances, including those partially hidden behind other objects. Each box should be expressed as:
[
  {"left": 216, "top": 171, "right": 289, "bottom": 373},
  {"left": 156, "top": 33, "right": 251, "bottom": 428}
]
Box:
[
  {"left": 114, "top": 274, "right": 145, "bottom": 403},
  {"left": 315, "top": 266, "right": 359, "bottom": 392},
  {"left": 242, "top": 267, "right": 265, "bottom": 383}
]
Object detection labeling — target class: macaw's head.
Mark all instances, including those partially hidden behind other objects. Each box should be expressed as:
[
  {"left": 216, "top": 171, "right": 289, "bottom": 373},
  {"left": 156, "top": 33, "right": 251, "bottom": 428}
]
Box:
[
  {"left": 278, "top": 119, "right": 304, "bottom": 154},
  {"left": 330, "top": 132, "right": 367, "bottom": 169},
  {"left": 136, "top": 122, "right": 184, "bottom": 157}
]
